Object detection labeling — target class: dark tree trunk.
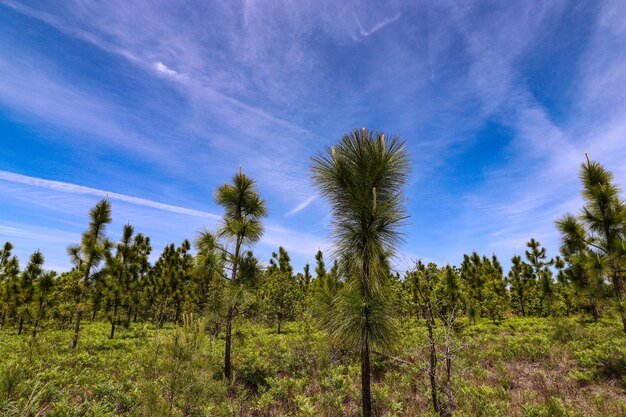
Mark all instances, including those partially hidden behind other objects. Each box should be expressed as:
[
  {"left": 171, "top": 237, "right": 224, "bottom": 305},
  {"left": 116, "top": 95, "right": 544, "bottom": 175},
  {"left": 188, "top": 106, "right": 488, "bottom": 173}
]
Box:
[
  {"left": 426, "top": 308, "right": 440, "bottom": 416},
  {"left": 73, "top": 309, "right": 83, "bottom": 349},
  {"left": 174, "top": 302, "right": 180, "bottom": 325},
  {"left": 361, "top": 329, "right": 372, "bottom": 417},
  {"left": 32, "top": 319, "right": 39, "bottom": 337},
  {"left": 591, "top": 301, "right": 599, "bottom": 323},
  {"left": 125, "top": 306, "right": 132, "bottom": 328},
  {"left": 18, "top": 316, "right": 24, "bottom": 335},
  {"left": 443, "top": 315, "right": 456, "bottom": 417},
  {"left": 582, "top": 272, "right": 598, "bottom": 322},
  {"left": 110, "top": 301, "right": 118, "bottom": 339},
  {"left": 224, "top": 307, "right": 233, "bottom": 381},
  {"left": 360, "top": 255, "right": 373, "bottom": 417},
  {"left": 277, "top": 316, "right": 282, "bottom": 334},
  {"left": 1, "top": 311, "right": 5, "bottom": 332}
]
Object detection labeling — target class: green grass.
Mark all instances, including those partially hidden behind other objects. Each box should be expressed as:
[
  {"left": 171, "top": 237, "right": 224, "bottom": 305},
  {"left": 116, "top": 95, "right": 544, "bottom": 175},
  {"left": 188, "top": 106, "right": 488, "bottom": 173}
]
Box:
[{"left": 0, "top": 316, "right": 625, "bottom": 416}]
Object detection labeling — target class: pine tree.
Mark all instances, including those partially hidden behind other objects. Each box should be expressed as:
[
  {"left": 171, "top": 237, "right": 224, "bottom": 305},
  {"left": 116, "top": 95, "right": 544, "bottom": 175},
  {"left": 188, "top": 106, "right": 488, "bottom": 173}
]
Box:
[
  {"left": 482, "top": 255, "right": 507, "bottom": 323},
  {"left": 67, "top": 198, "right": 112, "bottom": 349},
  {"left": 17, "top": 250, "right": 45, "bottom": 335},
  {"left": 126, "top": 233, "right": 151, "bottom": 326},
  {"left": 259, "top": 249, "right": 301, "bottom": 333},
  {"left": 0, "top": 242, "right": 19, "bottom": 332},
  {"left": 215, "top": 168, "right": 267, "bottom": 381},
  {"left": 193, "top": 231, "right": 223, "bottom": 316},
  {"left": 508, "top": 255, "right": 533, "bottom": 316},
  {"left": 460, "top": 252, "right": 484, "bottom": 322},
  {"left": 556, "top": 215, "right": 605, "bottom": 321},
  {"left": 314, "top": 250, "right": 326, "bottom": 281},
  {"left": 104, "top": 224, "right": 138, "bottom": 339},
  {"left": 312, "top": 128, "right": 408, "bottom": 417},
  {"left": 557, "top": 155, "right": 626, "bottom": 333},
  {"left": 32, "top": 270, "right": 55, "bottom": 337}
]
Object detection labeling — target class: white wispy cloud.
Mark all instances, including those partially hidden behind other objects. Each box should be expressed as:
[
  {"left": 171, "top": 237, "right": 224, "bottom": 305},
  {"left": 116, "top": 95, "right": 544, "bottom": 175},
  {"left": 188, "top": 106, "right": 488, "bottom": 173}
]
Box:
[
  {"left": 0, "top": 171, "right": 326, "bottom": 267},
  {"left": 285, "top": 195, "right": 316, "bottom": 217},
  {"left": 153, "top": 61, "right": 185, "bottom": 79},
  {"left": 0, "top": 0, "right": 141, "bottom": 64},
  {"left": 0, "top": 171, "right": 221, "bottom": 220},
  {"left": 0, "top": 0, "right": 321, "bottom": 203},
  {"left": 354, "top": 13, "right": 401, "bottom": 38},
  {"left": 0, "top": 56, "right": 171, "bottom": 165},
  {"left": 0, "top": 224, "right": 77, "bottom": 244}
]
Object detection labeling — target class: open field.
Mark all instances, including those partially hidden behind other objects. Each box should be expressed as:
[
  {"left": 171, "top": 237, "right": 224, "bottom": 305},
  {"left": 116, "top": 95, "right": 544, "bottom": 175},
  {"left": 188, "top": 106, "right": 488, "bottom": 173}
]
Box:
[{"left": 1, "top": 316, "right": 625, "bottom": 416}]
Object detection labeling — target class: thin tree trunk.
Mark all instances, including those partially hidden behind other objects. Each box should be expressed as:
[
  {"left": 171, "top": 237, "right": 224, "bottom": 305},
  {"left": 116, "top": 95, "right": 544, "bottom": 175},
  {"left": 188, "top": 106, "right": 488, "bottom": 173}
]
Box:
[
  {"left": 174, "top": 302, "right": 180, "bottom": 325},
  {"left": 443, "top": 313, "right": 456, "bottom": 417},
  {"left": 110, "top": 301, "right": 118, "bottom": 339},
  {"left": 1, "top": 311, "right": 5, "bottom": 332},
  {"left": 361, "top": 328, "right": 372, "bottom": 417},
  {"left": 18, "top": 316, "right": 24, "bottom": 335},
  {"left": 73, "top": 290, "right": 85, "bottom": 349},
  {"left": 360, "top": 255, "right": 373, "bottom": 417},
  {"left": 426, "top": 307, "right": 440, "bottom": 416},
  {"left": 32, "top": 320, "right": 38, "bottom": 337},
  {"left": 73, "top": 309, "right": 83, "bottom": 349},
  {"left": 444, "top": 333, "right": 453, "bottom": 404},
  {"left": 224, "top": 236, "right": 242, "bottom": 382},
  {"left": 591, "top": 300, "right": 599, "bottom": 323},
  {"left": 125, "top": 306, "right": 132, "bottom": 328},
  {"left": 224, "top": 307, "right": 233, "bottom": 381},
  {"left": 32, "top": 299, "right": 44, "bottom": 337}
]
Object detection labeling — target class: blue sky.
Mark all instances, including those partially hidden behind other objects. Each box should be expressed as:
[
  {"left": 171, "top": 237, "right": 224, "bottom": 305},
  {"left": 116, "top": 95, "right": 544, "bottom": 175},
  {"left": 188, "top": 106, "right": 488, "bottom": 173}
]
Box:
[{"left": 1, "top": 0, "right": 626, "bottom": 273}]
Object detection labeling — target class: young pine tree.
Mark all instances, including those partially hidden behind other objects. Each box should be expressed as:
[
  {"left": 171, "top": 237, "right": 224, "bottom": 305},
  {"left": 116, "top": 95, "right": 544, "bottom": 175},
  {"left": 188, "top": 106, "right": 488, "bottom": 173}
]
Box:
[
  {"left": 215, "top": 168, "right": 267, "bottom": 381},
  {"left": 17, "top": 250, "right": 45, "bottom": 335},
  {"left": 578, "top": 156, "right": 626, "bottom": 333},
  {"left": 0, "top": 242, "right": 19, "bottom": 332},
  {"left": 556, "top": 215, "right": 605, "bottom": 321},
  {"left": 481, "top": 255, "right": 507, "bottom": 323},
  {"left": 312, "top": 128, "right": 408, "bottom": 417},
  {"left": 259, "top": 248, "right": 301, "bottom": 333},
  {"left": 460, "top": 252, "right": 485, "bottom": 322},
  {"left": 67, "top": 198, "right": 112, "bottom": 349}
]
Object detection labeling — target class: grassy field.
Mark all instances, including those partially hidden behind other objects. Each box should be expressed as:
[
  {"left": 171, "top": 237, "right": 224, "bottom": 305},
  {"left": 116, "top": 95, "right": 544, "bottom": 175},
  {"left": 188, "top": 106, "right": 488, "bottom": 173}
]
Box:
[{"left": 0, "top": 316, "right": 625, "bottom": 416}]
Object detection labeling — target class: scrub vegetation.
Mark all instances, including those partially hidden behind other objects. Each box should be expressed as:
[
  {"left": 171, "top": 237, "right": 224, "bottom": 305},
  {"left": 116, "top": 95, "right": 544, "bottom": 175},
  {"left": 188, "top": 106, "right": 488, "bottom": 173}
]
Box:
[{"left": 1, "top": 130, "right": 625, "bottom": 416}]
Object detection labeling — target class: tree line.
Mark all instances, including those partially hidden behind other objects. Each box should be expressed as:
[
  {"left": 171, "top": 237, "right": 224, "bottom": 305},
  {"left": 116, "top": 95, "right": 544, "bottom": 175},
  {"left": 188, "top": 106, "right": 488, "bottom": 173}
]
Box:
[{"left": 1, "top": 129, "right": 625, "bottom": 417}]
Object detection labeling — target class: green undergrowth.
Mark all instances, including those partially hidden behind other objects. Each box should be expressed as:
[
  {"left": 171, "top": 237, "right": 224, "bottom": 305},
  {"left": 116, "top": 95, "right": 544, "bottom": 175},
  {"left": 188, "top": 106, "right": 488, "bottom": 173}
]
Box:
[{"left": 0, "top": 316, "right": 625, "bottom": 416}]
